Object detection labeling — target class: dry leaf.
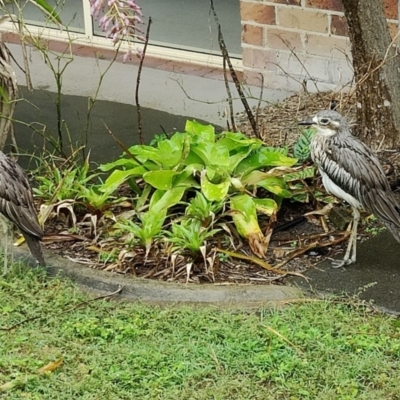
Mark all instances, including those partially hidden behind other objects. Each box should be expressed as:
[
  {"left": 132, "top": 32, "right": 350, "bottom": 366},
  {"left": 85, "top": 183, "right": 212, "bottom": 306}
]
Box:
[{"left": 37, "top": 358, "right": 63, "bottom": 374}]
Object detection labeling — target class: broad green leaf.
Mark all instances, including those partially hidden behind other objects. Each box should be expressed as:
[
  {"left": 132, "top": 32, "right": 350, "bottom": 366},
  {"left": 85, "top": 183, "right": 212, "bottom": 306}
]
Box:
[
  {"left": 228, "top": 147, "right": 257, "bottom": 172},
  {"left": 185, "top": 120, "right": 215, "bottom": 142},
  {"left": 217, "top": 132, "right": 262, "bottom": 151},
  {"left": 191, "top": 142, "right": 230, "bottom": 173},
  {"left": 149, "top": 187, "right": 186, "bottom": 214},
  {"left": 230, "top": 194, "right": 262, "bottom": 239},
  {"left": 253, "top": 198, "right": 278, "bottom": 215},
  {"left": 201, "top": 172, "right": 230, "bottom": 202},
  {"left": 173, "top": 165, "right": 200, "bottom": 188},
  {"left": 127, "top": 145, "right": 161, "bottom": 163},
  {"left": 98, "top": 158, "right": 139, "bottom": 172},
  {"left": 283, "top": 166, "right": 316, "bottom": 182},
  {"left": 31, "top": 0, "right": 62, "bottom": 23},
  {"left": 235, "top": 148, "right": 297, "bottom": 175},
  {"left": 103, "top": 167, "right": 147, "bottom": 192},
  {"left": 143, "top": 170, "right": 178, "bottom": 190},
  {"left": 293, "top": 128, "right": 316, "bottom": 162},
  {"left": 184, "top": 150, "right": 206, "bottom": 167},
  {"left": 257, "top": 177, "right": 292, "bottom": 198},
  {"left": 206, "top": 167, "right": 216, "bottom": 181},
  {"left": 156, "top": 135, "right": 187, "bottom": 168},
  {"left": 241, "top": 169, "right": 293, "bottom": 187},
  {"left": 263, "top": 146, "right": 289, "bottom": 155}
]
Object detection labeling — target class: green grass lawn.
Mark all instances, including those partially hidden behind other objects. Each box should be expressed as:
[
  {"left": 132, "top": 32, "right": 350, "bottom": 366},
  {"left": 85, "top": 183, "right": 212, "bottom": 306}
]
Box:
[{"left": 1, "top": 265, "right": 400, "bottom": 399}]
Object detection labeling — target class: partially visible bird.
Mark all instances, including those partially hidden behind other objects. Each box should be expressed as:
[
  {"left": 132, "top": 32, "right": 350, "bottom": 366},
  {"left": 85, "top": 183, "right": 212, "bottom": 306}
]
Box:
[
  {"left": 299, "top": 110, "right": 400, "bottom": 268},
  {"left": 0, "top": 151, "right": 45, "bottom": 271}
]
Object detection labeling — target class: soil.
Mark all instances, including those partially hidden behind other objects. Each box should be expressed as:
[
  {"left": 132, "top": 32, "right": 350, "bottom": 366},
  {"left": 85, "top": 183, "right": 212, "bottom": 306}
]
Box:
[{"left": 38, "top": 90, "right": 400, "bottom": 284}]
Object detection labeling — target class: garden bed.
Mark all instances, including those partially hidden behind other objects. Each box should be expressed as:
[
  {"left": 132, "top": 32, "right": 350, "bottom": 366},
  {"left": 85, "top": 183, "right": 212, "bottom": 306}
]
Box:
[{"left": 33, "top": 90, "right": 400, "bottom": 284}]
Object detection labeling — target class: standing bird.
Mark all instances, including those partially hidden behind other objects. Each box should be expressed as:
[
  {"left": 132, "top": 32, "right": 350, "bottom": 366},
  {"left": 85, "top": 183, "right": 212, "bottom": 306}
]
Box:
[
  {"left": 0, "top": 151, "right": 45, "bottom": 271},
  {"left": 299, "top": 110, "right": 400, "bottom": 268}
]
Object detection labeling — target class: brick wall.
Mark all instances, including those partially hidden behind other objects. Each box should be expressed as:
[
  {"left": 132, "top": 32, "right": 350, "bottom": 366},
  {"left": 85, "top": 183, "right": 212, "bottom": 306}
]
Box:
[{"left": 240, "top": 0, "right": 398, "bottom": 92}]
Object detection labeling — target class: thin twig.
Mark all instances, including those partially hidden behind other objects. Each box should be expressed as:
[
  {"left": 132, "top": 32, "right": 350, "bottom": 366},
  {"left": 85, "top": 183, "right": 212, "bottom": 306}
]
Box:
[
  {"left": 261, "top": 324, "right": 305, "bottom": 356},
  {"left": 273, "top": 232, "right": 350, "bottom": 270},
  {"left": 222, "top": 55, "right": 236, "bottom": 131},
  {"left": 215, "top": 248, "right": 306, "bottom": 278},
  {"left": 135, "top": 16, "right": 152, "bottom": 145},
  {"left": 210, "top": 0, "right": 259, "bottom": 137},
  {"left": 255, "top": 73, "right": 264, "bottom": 130},
  {"left": 103, "top": 122, "right": 142, "bottom": 164},
  {"left": 18, "top": 21, "right": 33, "bottom": 91}
]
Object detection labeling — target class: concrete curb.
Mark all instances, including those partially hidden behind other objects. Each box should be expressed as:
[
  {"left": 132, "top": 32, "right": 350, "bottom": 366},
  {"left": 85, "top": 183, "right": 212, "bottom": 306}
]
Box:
[{"left": 13, "top": 245, "right": 303, "bottom": 308}]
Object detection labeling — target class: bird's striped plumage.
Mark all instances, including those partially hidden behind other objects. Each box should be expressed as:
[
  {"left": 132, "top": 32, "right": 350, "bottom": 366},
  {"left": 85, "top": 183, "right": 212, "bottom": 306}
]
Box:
[
  {"left": 299, "top": 110, "right": 400, "bottom": 267},
  {"left": 0, "top": 151, "right": 45, "bottom": 267}
]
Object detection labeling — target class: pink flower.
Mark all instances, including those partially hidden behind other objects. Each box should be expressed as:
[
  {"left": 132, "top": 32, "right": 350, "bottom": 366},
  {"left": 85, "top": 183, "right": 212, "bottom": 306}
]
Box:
[{"left": 90, "top": 0, "right": 145, "bottom": 57}]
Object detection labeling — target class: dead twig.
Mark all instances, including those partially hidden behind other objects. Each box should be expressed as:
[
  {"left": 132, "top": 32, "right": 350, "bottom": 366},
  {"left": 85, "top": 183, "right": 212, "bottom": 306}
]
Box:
[
  {"left": 210, "top": 0, "right": 258, "bottom": 137},
  {"left": 135, "top": 16, "right": 152, "bottom": 144},
  {"left": 261, "top": 324, "right": 305, "bottom": 356},
  {"left": 216, "top": 248, "right": 306, "bottom": 278},
  {"left": 273, "top": 232, "right": 350, "bottom": 270}
]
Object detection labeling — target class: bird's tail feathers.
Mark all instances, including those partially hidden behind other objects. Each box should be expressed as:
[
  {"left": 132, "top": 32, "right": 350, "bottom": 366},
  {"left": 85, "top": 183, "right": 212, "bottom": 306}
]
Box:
[{"left": 23, "top": 233, "right": 46, "bottom": 267}]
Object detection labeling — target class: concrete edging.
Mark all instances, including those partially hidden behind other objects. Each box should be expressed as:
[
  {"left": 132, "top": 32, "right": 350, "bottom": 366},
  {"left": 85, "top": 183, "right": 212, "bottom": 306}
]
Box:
[{"left": 13, "top": 245, "right": 303, "bottom": 308}]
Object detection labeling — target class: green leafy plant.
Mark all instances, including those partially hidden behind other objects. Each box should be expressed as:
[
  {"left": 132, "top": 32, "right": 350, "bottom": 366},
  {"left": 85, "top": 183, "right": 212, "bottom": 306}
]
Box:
[
  {"left": 34, "top": 159, "right": 97, "bottom": 203},
  {"left": 186, "top": 192, "right": 223, "bottom": 227},
  {"left": 34, "top": 121, "right": 320, "bottom": 268},
  {"left": 164, "top": 219, "right": 220, "bottom": 255},
  {"left": 293, "top": 128, "right": 316, "bottom": 162},
  {"left": 115, "top": 187, "right": 185, "bottom": 254},
  {"left": 99, "top": 120, "right": 303, "bottom": 256},
  {"left": 33, "top": 151, "right": 128, "bottom": 216},
  {"left": 149, "top": 133, "right": 169, "bottom": 146}
]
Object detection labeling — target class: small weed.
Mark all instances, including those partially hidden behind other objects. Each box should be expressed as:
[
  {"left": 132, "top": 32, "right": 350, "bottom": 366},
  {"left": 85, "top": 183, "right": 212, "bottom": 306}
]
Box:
[
  {"left": 364, "top": 226, "right": 386, "bottom": 236},
  {"left": 164, "top": 218, "right": 220, "bottom": 254}
]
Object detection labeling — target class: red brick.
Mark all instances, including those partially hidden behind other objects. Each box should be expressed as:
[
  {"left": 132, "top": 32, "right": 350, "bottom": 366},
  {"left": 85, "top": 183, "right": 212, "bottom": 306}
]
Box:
[
  {"left": 277, "top": 52, "right": 333, "bottom": 82},
  {"left": 242, "top": 24, "right": 264, "bottom": 46},
  {"left": 388, "top": 21, "right": 399, "bottom": 40},
  {"left": 242, "top": 70, "right": 265, "bottom": 86},
  {"left": 264, "top": 0, "right": 301, "bottom": 5},
  {"left": 331, "top": 14, "right": 348, "bottom": 36},
  {"left": 305, "top": 33, "right": 350, "bottom": 58},
  {"left": 383, "top": 0, "right": 397, "bottom": 19},
  {"left": 267, "top": 28, "right": 303, "bottom": 51},
  {"left": 1, "top": 32, "right": 21, "bottom": 45},
  {"left": 277, "top": 7, "right": 329, "bottom": 33},
  {"left": 240, "top": 2, "right": 276, "bottom": 25},
  {"left": 243, "top": 69, "right": 303, "bottom": 91},
  {"left": 242, "top": 47, "right": 277, "bottom": 70},
  {"left": 305, "top": 0, "right": 343, "bottom": 12}
]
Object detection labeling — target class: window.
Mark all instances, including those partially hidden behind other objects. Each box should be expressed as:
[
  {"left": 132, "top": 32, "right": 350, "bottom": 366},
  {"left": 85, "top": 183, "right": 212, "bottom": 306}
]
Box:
[
  {"left": 5, "top": 0, "right": 85, "bottom": 33},
  {"left": 126, "top": 0, "right": 241, "bottom": 57},
  {"left": 3, "top": 0, "right": 242, "bottom": 59}
]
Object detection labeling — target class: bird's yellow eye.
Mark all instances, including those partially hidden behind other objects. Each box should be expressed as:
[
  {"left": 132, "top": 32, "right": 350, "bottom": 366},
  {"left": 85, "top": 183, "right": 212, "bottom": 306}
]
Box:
[{"left": 319, "top": 118, "right": 330, "bottom": 125}]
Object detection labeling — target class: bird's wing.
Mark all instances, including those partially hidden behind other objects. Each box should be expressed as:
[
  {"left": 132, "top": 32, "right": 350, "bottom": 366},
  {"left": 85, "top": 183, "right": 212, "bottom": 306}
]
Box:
[
  {"left": 317, "top": 134, "right": 400, "bottom": 228},
  {"left": 0, "top": 154, "right": 43, "bottom": 238}
]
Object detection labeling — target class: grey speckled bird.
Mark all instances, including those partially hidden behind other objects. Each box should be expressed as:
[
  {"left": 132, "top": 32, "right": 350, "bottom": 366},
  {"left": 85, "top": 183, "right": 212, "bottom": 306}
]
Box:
[
  {"left": 0, "top": 151, "right": 45, "bottom": 270},
  {"left": 299, "top": 110, "right": 400, "bottom": 268}
]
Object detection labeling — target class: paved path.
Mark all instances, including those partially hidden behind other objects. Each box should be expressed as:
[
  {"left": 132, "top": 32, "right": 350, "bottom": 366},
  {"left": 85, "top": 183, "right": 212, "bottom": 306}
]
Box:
[{"left": 292, "top": 230, "right": 400, "bottom": 314}]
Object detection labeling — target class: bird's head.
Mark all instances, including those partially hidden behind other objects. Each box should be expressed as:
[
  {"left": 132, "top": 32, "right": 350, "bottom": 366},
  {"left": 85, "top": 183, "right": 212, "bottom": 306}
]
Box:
[{"left": 298, "top": 110, "right": 348, "bottom": 137}]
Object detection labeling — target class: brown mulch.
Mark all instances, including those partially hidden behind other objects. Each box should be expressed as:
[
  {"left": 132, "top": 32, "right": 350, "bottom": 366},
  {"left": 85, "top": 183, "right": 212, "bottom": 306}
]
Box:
[
  {"left": 37, "top": 90, "right": 400, "bottom": 285},
  {"left": 237, "top": 89, "right": 357, "bottom": 147}
]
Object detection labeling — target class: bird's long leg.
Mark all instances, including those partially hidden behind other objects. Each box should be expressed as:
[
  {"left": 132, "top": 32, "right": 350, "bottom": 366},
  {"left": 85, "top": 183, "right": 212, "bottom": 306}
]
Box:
[
  {"left": 349, "top": 208, "right": 360, "bottom": 264},
  {"left": 0, "top": 215, "right": 13, "bottom": 275},
  {"left": 332, "top": 207, "right": 360, "bottom": 268}
]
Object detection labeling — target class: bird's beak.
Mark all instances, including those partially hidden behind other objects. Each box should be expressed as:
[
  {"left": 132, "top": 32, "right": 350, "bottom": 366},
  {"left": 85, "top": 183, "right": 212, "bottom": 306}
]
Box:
[{"left": 298, "top": 117, "right": 314, "bottom": 126}]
